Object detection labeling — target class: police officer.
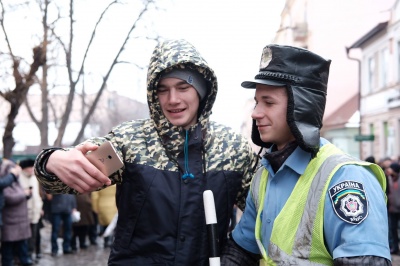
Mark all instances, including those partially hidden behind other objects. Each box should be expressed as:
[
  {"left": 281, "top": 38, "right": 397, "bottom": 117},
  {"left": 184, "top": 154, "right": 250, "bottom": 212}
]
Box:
[{"left": 220, "top": 44, "right": 391, "bottom": 265}]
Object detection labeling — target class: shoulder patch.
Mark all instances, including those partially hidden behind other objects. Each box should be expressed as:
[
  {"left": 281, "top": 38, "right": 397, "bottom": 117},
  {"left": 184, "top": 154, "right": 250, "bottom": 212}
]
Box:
[{"left": 328, "top": 180, "right": 368, "bottom": 225}]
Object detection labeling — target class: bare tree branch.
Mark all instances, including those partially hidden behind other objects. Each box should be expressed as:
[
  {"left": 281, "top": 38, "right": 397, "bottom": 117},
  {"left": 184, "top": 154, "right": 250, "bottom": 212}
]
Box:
[
  {"left": 72, "top": 0, "right": 156, "bottom": 144},
  {"left": 1, "top": 0, "right": 160, "bottom": 155},
  {"left": 75, "top": 0, "right": 119, "bottom": 85},
  {"left": 0, "top": 0, "right": 14, "bottom": 57}
]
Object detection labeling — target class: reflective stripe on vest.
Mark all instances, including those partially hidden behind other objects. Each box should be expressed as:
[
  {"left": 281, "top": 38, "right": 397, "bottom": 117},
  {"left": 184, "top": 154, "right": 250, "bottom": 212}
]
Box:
[{"left": 250, "top": 144, "right": 386, "bottom": 265}]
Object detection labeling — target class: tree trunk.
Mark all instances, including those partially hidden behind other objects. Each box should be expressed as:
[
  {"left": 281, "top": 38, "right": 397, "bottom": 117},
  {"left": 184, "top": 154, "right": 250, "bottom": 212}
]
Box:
[{"left": 2, "top": 103, "right": 18, "bottom": 159}]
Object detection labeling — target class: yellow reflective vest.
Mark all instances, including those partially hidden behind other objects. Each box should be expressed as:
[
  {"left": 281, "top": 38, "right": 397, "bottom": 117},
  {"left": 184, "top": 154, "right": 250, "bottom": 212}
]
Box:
[{"left": 250, "top": 144, "right": 386, "bottom": 265}]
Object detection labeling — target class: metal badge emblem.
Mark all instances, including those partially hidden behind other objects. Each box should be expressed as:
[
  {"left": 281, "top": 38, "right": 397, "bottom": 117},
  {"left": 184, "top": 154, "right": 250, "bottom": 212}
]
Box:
[{"left": 259, "top": 47, "right": 272, "bottom": 70}]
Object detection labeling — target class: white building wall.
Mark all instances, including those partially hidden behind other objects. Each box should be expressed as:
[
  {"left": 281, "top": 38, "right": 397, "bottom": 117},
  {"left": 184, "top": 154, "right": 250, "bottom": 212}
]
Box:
[{"left": 358, "top": 1, "right": 400, "bottom": 161}]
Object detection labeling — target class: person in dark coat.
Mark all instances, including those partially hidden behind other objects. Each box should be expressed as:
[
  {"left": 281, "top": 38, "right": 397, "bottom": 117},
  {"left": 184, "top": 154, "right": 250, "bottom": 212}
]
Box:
[
  {"left": 71, "top": 193, "right": 95, "bottom": 251},
  {"left": 387, "top": 162, "right": 400, "bottom": 254},
  {"left": 48, "top": 193, "right": 76, "bottom": 256}
]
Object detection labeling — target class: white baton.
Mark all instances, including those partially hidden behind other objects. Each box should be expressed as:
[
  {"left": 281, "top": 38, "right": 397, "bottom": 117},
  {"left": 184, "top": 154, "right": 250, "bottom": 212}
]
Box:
[{"left": 203, "top": 190, "right": 221, "bottom": 266}]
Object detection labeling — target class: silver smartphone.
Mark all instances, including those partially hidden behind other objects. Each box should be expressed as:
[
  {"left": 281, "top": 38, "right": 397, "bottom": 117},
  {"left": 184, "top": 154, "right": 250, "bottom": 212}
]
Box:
[{"left": 86, "top": 141, "right": 124, "bottom": 176}]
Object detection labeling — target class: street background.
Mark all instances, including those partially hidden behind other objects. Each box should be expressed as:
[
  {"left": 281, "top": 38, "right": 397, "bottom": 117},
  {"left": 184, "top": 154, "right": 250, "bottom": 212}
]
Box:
[
  {"left": 36, "top": 220, "right": 109, "bottom": 266},
  {"left": 34, "top": 220, "right": 400, "bottom": 265}
]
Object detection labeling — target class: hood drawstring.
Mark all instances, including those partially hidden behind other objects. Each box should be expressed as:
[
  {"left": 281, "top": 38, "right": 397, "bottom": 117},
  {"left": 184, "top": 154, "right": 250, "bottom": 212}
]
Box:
[{"left": 182, "top": 130, "right": 194, "bottom": 179}]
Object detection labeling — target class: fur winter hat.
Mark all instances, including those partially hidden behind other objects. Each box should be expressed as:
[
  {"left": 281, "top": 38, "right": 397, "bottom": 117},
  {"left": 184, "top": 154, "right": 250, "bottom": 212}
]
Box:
[{"left": 242, "top": 44, "right": 331, "bottom": 155}]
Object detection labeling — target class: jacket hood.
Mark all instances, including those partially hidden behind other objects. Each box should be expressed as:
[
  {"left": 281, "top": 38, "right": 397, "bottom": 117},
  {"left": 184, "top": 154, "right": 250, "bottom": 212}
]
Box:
[{"left": 146, "top": 39, "right": 217, "bottom": 139}]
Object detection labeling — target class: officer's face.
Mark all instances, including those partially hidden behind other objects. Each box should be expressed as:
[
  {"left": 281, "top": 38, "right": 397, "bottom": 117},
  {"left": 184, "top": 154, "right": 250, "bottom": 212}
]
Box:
[
  {"left": 252, "top": 84, "right": 295, "bottom": 150},
  {"left": 157, "top": 77, "right": 200, "bottom": 129}
]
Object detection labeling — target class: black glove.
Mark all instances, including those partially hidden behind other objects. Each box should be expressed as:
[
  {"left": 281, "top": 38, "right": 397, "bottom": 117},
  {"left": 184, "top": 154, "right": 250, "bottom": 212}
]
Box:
[
  {"left": 220, "top": 236, "right": 261, "bottom": 266},
  {"left": 334, "top": 256, "right": 392, "bottom": 266}
]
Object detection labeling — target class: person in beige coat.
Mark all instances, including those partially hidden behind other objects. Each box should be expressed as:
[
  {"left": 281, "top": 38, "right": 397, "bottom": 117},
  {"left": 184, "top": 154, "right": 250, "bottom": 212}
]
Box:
[
  {"left": 91, "top": 185, "right": 117, "bottom": 248},
  {"left": 19, "top": 158, "right": 43, "bottom": 262}
]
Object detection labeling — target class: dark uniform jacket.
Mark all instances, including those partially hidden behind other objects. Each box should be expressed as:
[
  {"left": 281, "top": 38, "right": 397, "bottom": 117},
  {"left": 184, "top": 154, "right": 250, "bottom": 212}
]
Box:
[{"left": 35, "top": 39, "right": 258, "bottom": 265}]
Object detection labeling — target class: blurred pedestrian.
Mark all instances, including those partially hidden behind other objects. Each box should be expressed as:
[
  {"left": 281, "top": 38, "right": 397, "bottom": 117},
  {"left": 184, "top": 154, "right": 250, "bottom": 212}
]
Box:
[
  {"left": 1, "top": 160, "right": 33, "bottom": 266},
  {"left": 91, "top": 185, "right": 117, "bottom": 248},
  {"left": 387, "top": 162, "right": 400, "bottom": 254},
  {"left": 0, "top": 159, "right": 20, "bottom": 243},
  {"left": 71, "top": 193, "right": 95, "bottom": 251},
  {"left": 39, "top": 183, "right": 51, "bottom": 223},
  {"left": 19, "top": 158, "right": 44, "bottom": 262},
  {"left": 379, "top": 157, "right": 392, "bottom": 201},
  {"left": 48, "top": 193, "right": 76, "bottom": 256},
  {"left": 365, "top": 155, "right": 376, "bottom": 163},
  {"left": 379, "top": 157, "right": 393, "bottom": 172},
  {"left": 88, "top": 210, "right": 98, "bottom": 246}
]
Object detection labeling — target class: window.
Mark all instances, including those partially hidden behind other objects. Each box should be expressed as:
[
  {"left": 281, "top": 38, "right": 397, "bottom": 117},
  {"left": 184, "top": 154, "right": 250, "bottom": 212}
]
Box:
[
  {"left": 398, "top": 41, "right": 400, "bottom": 82},
  {"left": 380, "top": 47, "right": 389, "bottom": 88},
  {"left": 369, "top": 123, "right": 375, "bottom": 156},
  {"left": 368, "top": 47, "right": 390, "bottom": 92},
  {"left": 107, "top": 98, "right": 115, "bottom": 110},
  {"left": 368, "top": 54, "right": 377, "bottom": 92},
  {"left": 383, "top": 121, "right": 391, "bottom": 157}
]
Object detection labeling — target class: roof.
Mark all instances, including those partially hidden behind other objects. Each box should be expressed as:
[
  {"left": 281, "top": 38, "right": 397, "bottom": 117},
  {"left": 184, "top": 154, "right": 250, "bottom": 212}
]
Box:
[
  {"left": 321, "top": 93, "right": 359, "bottom": 132},
  {"left": 348, "top": 21, "right": 389, "bottom": 49}
]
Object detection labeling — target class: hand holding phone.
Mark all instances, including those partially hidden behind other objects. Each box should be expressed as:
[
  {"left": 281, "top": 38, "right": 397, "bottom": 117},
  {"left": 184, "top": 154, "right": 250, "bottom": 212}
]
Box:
[{"left": 86, "top": 141, "right": 124, "bottom": 176}]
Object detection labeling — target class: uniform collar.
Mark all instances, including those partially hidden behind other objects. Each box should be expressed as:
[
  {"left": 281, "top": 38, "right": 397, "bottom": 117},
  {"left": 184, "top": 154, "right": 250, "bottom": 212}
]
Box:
[
  {"left": 284, "top": 146, "right": 312, "bottom": 175},
  {"left": 261, "top": 145, "right": 312, "bottom": 176}
]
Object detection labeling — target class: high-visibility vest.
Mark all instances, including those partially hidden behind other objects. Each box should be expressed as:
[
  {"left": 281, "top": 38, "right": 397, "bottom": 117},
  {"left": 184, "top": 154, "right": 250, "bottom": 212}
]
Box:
[{"left": 250, "top": 143, "right": 386, "bottom": 266}]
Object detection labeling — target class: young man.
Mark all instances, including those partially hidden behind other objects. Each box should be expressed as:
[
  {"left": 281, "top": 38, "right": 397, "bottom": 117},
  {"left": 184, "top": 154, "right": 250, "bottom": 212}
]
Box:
[
  {"left": 34, "top": 39, "right": 258, "bottom": 265},
  {"left": 220, "top": 44, "right": 391, "bottom": 265}
]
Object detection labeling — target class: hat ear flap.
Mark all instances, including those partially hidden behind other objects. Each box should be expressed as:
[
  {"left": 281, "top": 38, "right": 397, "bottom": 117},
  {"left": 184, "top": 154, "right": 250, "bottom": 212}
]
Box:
[{"left": 286, "top": 85, "right": 320, "bottom": 157}]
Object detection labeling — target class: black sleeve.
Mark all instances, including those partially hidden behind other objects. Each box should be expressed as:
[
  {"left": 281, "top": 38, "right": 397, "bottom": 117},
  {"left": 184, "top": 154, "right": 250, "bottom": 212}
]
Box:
[
  {"left": 0, "top": 173, "right": 15, "bottom": 189},
  {"left": 334, "top": 256, "right": 392, "bottom": 266},
  {"left": 34, "top": 147, "right": 64, "bottom": 181},
  {"left": 220, "top": 237, "right": 261, "bottom": 266}
]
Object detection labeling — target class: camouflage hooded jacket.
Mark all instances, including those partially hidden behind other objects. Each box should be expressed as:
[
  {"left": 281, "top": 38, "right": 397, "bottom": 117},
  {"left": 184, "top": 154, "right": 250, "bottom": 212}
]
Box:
[{"left": 35, "top": 39, "right": 257, "bottom": 265}]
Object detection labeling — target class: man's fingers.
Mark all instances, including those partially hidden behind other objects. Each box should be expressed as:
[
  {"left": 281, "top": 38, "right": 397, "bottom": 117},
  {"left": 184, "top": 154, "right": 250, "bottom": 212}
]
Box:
[
  {"left": 48, "top": 148, "right": 111, "bottom": 192},
  {"left": 66, "top": 170, "right": 105, "bottom": 193},
  {"left": 83, "top": 154, "right": 112, "bottom": 186},
  {"left": 76, "top": 142, "right": 100, "bottom": 154},
  {"left": 82, "top": 163, "right": 111, "bottom": 187}
]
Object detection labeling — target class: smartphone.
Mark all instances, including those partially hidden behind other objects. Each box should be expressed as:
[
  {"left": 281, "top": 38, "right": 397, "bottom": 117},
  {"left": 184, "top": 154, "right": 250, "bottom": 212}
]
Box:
[{"left": 86, "top": 141, "right": 124, "bottom": 176}]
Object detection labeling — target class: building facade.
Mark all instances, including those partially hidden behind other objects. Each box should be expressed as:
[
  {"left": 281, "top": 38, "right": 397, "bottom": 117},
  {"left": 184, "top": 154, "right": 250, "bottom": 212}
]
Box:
[
  {"left": 348, "top": 0, "right": 400, "bottom": 162},
  {"left": 240, "top": 0, "right": 394, "bottom": 159}
]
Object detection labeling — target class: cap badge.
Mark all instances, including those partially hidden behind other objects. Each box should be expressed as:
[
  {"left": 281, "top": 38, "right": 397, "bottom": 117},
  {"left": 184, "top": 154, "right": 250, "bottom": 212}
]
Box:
[
  {"left": 260, "top": 47, "right": 272, "bottom": 70},
  {"left": 187, "top": 75, "right": 194, "bottom": 85}
]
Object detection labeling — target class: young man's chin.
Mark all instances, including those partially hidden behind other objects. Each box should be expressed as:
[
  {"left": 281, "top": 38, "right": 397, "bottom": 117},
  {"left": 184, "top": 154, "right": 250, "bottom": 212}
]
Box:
[
  {"left": 168, "top": 119, "right": 186, "bottom": 128},
  {"left": 259, "top": 133, "right": 271, "bottom": 143}
]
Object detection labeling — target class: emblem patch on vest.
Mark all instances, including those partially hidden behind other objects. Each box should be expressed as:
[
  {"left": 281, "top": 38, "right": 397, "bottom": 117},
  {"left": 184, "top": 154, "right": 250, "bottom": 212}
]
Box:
[{"left": 329, "top": 180, "right": 368, "bottom": 225}]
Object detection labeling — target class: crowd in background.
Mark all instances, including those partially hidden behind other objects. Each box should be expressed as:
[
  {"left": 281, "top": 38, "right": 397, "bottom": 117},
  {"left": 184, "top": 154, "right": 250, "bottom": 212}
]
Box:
[
  {"left": 0, "top": 157, "right": 118, "bottom": 266},
  {"left": 0, "top": 153, "right": 398, "bottom": 265},
  {"left": 366, "top": 155, "right": 400, "bottom": 255}
]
